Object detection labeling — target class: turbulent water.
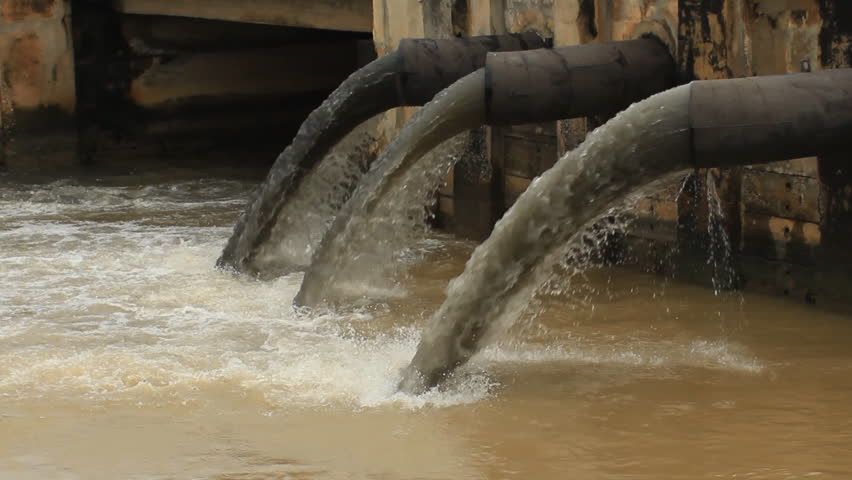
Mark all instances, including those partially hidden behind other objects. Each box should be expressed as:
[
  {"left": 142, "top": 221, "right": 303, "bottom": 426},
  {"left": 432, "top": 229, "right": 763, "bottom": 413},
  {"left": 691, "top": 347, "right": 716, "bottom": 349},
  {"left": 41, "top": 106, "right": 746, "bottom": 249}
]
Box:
[
  {"left": 251, "top": 120, "right": 378, "bottom": 276},
  {"left": 217, "top": 52, "right": 401, "bottom": 277},
  {"left": 3, "top": 171, "right": 852, "bottom": 479},
  {"left": 296, "top": 70, "right": 487, "bottom": 307},
  {"left": 400, "top": 85, "right": 694, "bottom": 391}
]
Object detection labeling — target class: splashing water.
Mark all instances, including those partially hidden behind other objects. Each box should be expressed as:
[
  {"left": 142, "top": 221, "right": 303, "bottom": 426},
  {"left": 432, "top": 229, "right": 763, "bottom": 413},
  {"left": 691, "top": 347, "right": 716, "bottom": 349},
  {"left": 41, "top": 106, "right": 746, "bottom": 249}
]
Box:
[
  {"left": 9, "top": 171, "right": 852, "bottom": 480},
  {"left": 705, "top": 170, "right": 739, "bottom": 294},
  {"left": 0, "top": 174, "right": 767, "bottom": 412},
  {"left": 399, "top": 85, "right": 695, "bottom": 392},
  {"left": 217, "top": 53, "right": 401, "bottom": 277},
  {"left": 251, "top": 120, "right": 378, "bottom": 277},
  {"left": 295, "top": 70, "right": 487, "bottom": 307},
  {"left": 0, "top": 176, "right": 496, "bottom": 411}
]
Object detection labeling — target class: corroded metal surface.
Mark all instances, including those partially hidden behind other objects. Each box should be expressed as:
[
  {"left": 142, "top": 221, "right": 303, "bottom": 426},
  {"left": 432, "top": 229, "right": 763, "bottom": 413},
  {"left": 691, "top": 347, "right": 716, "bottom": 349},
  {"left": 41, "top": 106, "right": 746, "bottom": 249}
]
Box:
[{"left": 484, "top": 38, "right": 675, "bottom": 125}]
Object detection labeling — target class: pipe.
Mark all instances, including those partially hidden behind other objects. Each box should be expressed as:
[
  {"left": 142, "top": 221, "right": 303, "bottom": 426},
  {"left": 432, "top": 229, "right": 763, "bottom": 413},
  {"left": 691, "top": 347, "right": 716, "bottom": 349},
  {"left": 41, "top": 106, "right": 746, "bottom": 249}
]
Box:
[
  {"left": 294, "top": 38, "right": 677, "bottom": 307},
  {"left": 484, "top": 37, "right": 675, "bottom": 125},
  {"left": 217, "top": 32, "right": 546, "bottom": 275},
  {"left": 396, "top": 32, "right": 548, "bottom": 105},
  {"left": 689, "top": 68, "right": 852, "bottom": 167},
  {"left": 397, "top": 68, "right": 852, "bottom": 393}
]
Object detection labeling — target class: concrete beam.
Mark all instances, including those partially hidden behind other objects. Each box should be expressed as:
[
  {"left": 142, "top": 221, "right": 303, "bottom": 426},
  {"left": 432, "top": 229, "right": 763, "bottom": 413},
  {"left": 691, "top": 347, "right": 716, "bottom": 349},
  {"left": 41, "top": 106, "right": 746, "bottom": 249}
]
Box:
[
  {"left": 130, "top": 42, "right": 358, "bottom": 107},
  {"left": 111, "top": 0, "right": 373, "bottom": 33}
]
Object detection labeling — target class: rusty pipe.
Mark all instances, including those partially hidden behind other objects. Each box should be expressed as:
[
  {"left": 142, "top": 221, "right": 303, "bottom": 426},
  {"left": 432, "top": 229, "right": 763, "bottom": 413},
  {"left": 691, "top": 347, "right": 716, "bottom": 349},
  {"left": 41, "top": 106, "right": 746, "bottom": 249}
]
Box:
[
  {"left": 484, "top": 37, "right": 675, "bottom": 125},
  {"left": 689, "top": 68, "right": 852, "bottom": 167},
  {"left": 396, "top": 31, "right": 547, "bottom": 105},
  {"left": 396, "top": 68, "right": 852, "bottom": 394}
]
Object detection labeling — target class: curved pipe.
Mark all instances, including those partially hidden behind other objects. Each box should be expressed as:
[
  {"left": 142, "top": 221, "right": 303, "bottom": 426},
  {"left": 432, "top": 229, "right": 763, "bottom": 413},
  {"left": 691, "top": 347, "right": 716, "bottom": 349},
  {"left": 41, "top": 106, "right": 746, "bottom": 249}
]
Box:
[
  {"left": 295, "top": 38, "right": 676, "bottom": 307},
  {"left": 485, "top": 37, "right": 675, "bottom": 125},
  {"left": 217, "top": 32, "right": 546, "bottom": 275},
  {"left": 398, "top": 68, "right": 852, "bottom": 393}
]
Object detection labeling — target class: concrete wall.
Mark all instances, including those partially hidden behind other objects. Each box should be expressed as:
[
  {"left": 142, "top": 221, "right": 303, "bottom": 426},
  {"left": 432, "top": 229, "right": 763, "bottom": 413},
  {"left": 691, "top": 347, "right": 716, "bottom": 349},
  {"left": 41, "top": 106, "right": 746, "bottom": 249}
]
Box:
[
  {"left": 0, "top": 0, "right": 371, "bottom": 171},
  {"left": 673, "top": 0, "right": 851, "bottom": 308},
  {"left": 0, "top": 0, "right": 77, "bottom": 170},
  {"left": 72, "top": 5, "right": 368, "bottom": 168},
  {"left": 1, "top": 0, "right": 850, "bottom": 307}
]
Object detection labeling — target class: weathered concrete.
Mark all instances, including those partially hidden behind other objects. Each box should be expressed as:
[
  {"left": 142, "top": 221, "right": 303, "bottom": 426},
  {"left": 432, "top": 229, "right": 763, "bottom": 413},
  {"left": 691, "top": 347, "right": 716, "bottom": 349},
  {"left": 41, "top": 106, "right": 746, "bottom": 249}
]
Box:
[
  {"left": 0, "top": 0, "right": 77, "bottom": 170},
  {"left": 129, "top": 43, "right": 358, "bottom": 108}
]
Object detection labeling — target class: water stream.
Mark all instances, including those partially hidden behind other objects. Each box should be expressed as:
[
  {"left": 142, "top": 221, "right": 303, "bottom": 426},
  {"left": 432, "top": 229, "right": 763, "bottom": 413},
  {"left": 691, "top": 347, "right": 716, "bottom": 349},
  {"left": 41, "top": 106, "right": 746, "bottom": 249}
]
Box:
[
  {"left": 217, "top": 53, "right": 401, "bottom": 277},
  {"left": 250, "top": 120, "right": 378, "bottom": 277}
]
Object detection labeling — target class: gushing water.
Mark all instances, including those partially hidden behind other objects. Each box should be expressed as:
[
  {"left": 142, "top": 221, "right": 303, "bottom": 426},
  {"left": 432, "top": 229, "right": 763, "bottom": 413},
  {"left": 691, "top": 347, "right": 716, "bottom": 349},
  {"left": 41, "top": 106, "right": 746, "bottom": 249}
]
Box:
[
  {"left": 296, "top": 70, "right": 487, "bottom": 307},
  {"left": 250, "top": 120, "right": 378, "bottom": 277},
  {"left": 217, "top": 53, "right": 401, "bottom": 277},
  {"left": 399, "top": 85, "right": 694, "bottom": 392}
]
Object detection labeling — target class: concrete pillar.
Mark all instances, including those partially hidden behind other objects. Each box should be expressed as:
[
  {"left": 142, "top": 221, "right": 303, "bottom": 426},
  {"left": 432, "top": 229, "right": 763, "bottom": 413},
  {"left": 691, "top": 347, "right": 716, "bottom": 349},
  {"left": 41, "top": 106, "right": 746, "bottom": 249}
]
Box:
[
  {"left": 469, "top": 0, "right": 507, "bottom": 35},
  {"left": 814, "top": 0, "right": 852, "bottom": 307},
  {"left": 0, "top": 0, "right": 77, "bottom": 171},
  {"left": 372, "top": 0, "right": 465, "bottom": 232},
  {"left": 372, "top": 0, "right": 430, "bottom": 137},
  {"left": 444, "top": 0, "right": 499, "bottom": 238}
]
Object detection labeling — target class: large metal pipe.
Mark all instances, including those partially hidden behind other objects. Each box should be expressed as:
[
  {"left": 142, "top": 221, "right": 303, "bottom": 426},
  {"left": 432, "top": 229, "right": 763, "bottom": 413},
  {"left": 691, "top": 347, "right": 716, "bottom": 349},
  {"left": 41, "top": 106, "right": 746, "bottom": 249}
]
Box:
[
  {"left": 484, "top": 37, "right": 675, "bottom": 125},
  {"left": 397, "top": 68, "right": 852, "bottom": 394},
  {"left": 294, "top": 37, "right": 678, "bottom": 307},
  {"left": 689, "top": 68, "right": 852, "bottom": 167},
  {"left": 396, "top": 32, "right": 548, "bottom": 105},
  {"left": 217, "top": 32, "right": 546, "bottom": 275}
]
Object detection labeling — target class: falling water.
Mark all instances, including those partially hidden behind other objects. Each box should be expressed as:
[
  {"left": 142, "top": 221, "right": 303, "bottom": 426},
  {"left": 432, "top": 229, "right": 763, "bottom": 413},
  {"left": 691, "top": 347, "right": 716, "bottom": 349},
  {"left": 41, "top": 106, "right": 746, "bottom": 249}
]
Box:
[
  {"left": 705, "top": 170, "right": 738, "bottom": 294},
  {"left": 295, "top": 70, "right": 487, "bottom": 307},
  {"left": 399, "top": 85, "right": 695, "bottom": 392},
  {"left": 0, "top": 67, "right": 14, "bottom": 166},
  {"left": 217, "top": 53, "right": 402, "bottom": 276},
  {"left": 250, "top": 120, "right": 378, "bottom": 277}
]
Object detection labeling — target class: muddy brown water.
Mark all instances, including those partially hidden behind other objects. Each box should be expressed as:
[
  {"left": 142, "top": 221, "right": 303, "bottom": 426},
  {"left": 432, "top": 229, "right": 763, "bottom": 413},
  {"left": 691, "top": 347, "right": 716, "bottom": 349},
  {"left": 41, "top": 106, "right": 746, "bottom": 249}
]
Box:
[{"left": 1, "top": 172, "right": 851, "bottom": 479}]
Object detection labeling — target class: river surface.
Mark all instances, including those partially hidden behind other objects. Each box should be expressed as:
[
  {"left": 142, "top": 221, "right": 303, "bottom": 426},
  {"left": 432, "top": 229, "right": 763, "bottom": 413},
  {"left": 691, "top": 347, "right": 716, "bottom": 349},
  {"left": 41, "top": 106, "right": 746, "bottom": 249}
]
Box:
[{"left": 1, "top": 171, "right": 851, "bottom": 480}]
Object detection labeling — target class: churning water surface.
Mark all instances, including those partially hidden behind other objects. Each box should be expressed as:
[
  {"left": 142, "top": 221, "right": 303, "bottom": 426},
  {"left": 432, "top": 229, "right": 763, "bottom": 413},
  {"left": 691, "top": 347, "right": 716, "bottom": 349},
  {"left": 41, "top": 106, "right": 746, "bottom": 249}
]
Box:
[{"left": 1, "top": 171, "right": 852, "bottom": 479}]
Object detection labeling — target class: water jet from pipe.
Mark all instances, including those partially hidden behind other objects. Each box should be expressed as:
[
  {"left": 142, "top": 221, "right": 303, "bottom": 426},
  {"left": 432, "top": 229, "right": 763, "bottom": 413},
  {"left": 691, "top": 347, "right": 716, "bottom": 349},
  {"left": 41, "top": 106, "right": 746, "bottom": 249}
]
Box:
[
  {"left": 216, "top": 33, "right": 546, "bottom": 277},
  {"left": 295, "top": 38, "right": 675, "bottom": 307},
  {"left": 399, "top": 68, "right": 852, "bottom": 393}
]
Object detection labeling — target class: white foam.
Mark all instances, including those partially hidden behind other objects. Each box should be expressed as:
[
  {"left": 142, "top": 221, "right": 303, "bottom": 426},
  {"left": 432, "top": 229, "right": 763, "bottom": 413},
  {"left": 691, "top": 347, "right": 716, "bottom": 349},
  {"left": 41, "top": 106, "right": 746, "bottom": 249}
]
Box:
[
  {"left": 0, "top": 178, "right": 764, "bottom": 412},
  {"left": 0, "top": 181, "right": 495, "bottom": 409}
]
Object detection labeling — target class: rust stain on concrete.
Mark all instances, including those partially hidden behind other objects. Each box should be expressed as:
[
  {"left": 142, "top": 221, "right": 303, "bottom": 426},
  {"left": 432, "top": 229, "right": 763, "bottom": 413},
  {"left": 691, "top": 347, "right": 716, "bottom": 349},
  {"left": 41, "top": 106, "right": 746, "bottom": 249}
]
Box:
[
  {"left": 3, "top": 33, "right": 44, "bottom": 109},
  {"left": 1, "top": 0, "right": 56, "bottom": 22}
]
